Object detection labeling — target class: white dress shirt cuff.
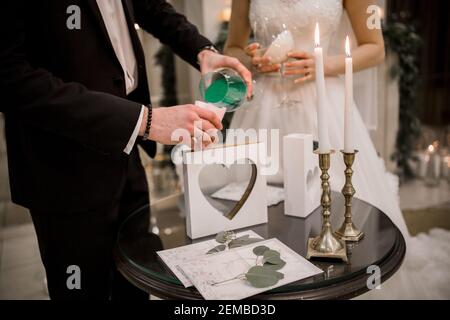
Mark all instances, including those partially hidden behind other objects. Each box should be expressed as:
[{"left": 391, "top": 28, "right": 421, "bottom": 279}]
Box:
[{"left": 123, "top": 105, "right": 145, "bottom": 155}]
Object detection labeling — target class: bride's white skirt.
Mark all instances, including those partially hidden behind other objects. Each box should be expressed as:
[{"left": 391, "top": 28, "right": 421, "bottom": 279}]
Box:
[
  {"left": 357, "top": 229, "right": 450, "bottom": 299},
  {"left": 229, "top": 75, "right": 450, "bottom": 298},
  {"left": 230, "top": 74, "right": 410, "bottom": 240}
]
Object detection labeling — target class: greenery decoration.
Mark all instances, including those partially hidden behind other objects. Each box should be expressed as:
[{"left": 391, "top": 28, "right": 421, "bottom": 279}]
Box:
[
  {"left": 211, "top": 244, "right": 286, "bottom": 288},
  {"left": 206, "top": 231, "right": 262, "bottom": 254},
  {"left": 383, "top": 20, "right": 422, "bottom": 179}
]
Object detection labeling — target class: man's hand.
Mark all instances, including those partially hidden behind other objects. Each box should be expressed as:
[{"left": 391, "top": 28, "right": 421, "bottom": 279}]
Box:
[
  {"left": 198, "top": 49, "right": 253, "bottom": 99},
  {"left": 140, "top": 105, "right": 223, "bottom": 149}
]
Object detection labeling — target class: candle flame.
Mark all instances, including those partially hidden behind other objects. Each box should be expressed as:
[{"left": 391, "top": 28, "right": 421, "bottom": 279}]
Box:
[
  {"left": 315, "top": 23, "right": 320, "bottom": 47},
  {"left": 428, "top": 141, "right": 439, "bottom": 153},
  {"left": 345, "top": 36, "right": 351, "bottom": 57},
  {"left": 428, "top": 145, "right": 435, "bottom": 153}
]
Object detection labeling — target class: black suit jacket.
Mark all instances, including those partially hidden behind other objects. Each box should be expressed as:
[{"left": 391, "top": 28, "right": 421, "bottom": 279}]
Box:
[{"left": 0, "top": 0, "right": 211, "bottom": 213}]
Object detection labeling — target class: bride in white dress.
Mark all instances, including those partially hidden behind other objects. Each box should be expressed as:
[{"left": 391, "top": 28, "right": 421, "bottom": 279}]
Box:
[
  {"left": 224, "top": 0, "right": 450, "bottom": 299},
  {"left": 224, "top": 0, "right": 409, "bottom": 239}
]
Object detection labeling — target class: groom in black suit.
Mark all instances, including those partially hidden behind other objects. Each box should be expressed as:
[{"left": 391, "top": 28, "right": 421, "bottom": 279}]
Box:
[{"left": 0, "top": 0, "right": 251, "bottom": 299}]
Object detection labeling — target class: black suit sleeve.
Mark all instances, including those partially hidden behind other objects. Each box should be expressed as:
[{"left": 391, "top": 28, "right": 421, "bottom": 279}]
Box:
[
  {"left": 0, "top": 2, "right": 142, "bottom": 156},
  {"left": 133, "top": 0, "right": 213, "bottom": 69}
]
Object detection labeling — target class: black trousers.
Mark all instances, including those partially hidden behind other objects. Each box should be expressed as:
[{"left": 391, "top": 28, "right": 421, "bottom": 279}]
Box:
[{"left": 30, "top": 151, "right": 149, "bottom": 300}]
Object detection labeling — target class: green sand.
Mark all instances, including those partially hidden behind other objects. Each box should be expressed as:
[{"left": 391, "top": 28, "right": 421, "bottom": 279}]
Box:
[{"left": 204, "top": 75, "right": 247, "bottom": 111}]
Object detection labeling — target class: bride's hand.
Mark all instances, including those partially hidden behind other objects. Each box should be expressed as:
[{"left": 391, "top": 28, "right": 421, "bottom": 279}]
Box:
[
  {"left": 284, "top": 52, "right": 315, "bottom": 84},
  {"left": 245, "top": 43, "right": 281, "bottom": 74}
]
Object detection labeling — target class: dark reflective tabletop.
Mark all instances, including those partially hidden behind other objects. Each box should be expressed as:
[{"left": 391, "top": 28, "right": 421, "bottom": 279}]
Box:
[{"left": 116, "top": 192, "right": 404, "bottom": 295}]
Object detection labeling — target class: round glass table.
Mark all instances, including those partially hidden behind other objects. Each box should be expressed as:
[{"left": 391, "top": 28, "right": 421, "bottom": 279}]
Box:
[{"left": 114, "top": 193, "right": 406, "bottom": 300}]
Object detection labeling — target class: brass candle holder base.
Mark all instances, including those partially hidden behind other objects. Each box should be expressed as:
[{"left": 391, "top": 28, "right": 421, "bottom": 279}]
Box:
[
  {"left": 307, "top": 151, "right": 348, "bottom": 263},
  {"left": 306, "top": 238, "right": 348, "bottom": 263},
  {"left": 335, "top": 150, "right": 364, "bottom": 242}
]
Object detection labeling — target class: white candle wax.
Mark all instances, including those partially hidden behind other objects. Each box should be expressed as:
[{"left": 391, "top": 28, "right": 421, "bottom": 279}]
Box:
[
  {"left": 418, "top": 153, "right": 428, "bottom": 178},
  {"left": 344, "top": 36, "right": 355, "bottom": 153},
  {"left": 443, "top": 156, "right": 450, "bottom": 179},
  {"left": 314, "top": 24, "right": 331, "bottom": 153},
  {"left": 434, "top": 154, "right": 442, "bottom": 178}
]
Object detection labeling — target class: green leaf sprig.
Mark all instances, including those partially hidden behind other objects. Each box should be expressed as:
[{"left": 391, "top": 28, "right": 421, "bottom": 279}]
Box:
[
  {"left": 245, "top": 246, "right": 285, "bottom": 288},
  {"left": 210, "top": 245, "right": 286, "bottom": 289},
  {"left": 206, "top": 231, "right": 262, "bottom": 255}
]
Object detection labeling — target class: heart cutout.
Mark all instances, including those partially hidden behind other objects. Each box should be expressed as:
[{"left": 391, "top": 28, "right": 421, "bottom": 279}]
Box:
[{"left": 198, "top": 159, "right": 257, "bottom": 220}]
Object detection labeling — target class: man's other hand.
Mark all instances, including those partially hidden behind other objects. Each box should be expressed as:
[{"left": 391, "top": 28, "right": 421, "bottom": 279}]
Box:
[{"left": 140, "top": 105, "right": 223, "bottom": 149}]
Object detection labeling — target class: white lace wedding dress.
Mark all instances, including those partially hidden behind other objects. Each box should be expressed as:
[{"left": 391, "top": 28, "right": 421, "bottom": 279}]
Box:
[{"left": 229, "top": 0, "right": 450, "bottom": 299}]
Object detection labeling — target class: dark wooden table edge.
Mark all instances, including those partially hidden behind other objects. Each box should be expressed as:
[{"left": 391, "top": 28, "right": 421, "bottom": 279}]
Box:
[{"left": 114, "top": 230, "right": 406, "bottom": 300}]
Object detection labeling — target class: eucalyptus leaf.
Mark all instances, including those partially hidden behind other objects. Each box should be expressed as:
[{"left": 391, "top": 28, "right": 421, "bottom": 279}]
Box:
[
  {"left": 263, "top": 250, "right": 282, "bottom": 265},
  {"left": 253, "top": 246, "right": 270, "bottom": 256},
  {"left": 263, "top": 260, "right": 286, "bottom": 271},
  {"left": 206, "top": 244, "right": 226, "bottom": 255},
  {"left": 215, "top": 232, "right": 227, "bottom": 244},
  {"left": 245, "top": 266, "right": 283, "bottom": 288},
  {"left": 274, "top": 270, "right": 285, "bottom": 280},
  {"left": 234, "top": 235, "right": 250, "bottom": 242},
  {"left": 228, "top": 237, "right": 262, "bottom": 249}
]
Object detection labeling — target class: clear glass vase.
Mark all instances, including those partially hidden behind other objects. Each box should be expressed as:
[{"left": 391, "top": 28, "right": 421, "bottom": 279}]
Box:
[{"left": 199, "top": 68, "right": 248, "bottom": 113}]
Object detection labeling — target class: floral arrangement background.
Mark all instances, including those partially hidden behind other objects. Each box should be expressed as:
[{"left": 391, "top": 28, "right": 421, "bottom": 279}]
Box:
[{"left": 383, "top": 18, "right": 422, "bottom": 180}]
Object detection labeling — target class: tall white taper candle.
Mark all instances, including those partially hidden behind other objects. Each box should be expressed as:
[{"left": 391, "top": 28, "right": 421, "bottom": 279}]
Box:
[
  {"left": 344, "top": 36, "right": 355, "bottom": 153},
  {"left": 314, "top": 23, "right": 331, "bottom": 153}
]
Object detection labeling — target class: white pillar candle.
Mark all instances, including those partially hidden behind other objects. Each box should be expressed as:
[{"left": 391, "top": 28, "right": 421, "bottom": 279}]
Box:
[
  {"left": 344, "top": 36, "right": 355, "bottom": 153},
  {"left": 418, "top": 152, "right": 428, "bottom": 178},
  {"left": 434, "top": 153, "right": 442, "bottom": 178},
  {"left": 424, "top": 143, "right": 441, "bottom": 186},
  {"left": 429, "top": 143, "right": 441, "bottom": 177},
  {"left": 442, "top": 156, "right": 450, "bottom": 179},
  {"left": 314, "top": 23, "right": 331, "bottom": 153}
]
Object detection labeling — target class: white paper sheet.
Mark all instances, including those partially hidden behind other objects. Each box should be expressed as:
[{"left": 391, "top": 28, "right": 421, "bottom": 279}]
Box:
[
  {"left": 157, "top": 230, "right": 263, "bottom": 287},
  {"left": 178, "top": 238, "right": 323, "bottom": 300}
]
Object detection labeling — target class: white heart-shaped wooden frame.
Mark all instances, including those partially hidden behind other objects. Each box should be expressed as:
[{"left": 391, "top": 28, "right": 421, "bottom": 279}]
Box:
[{"left": 183, "top": 142, "right": 268, "bottom": 239}]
